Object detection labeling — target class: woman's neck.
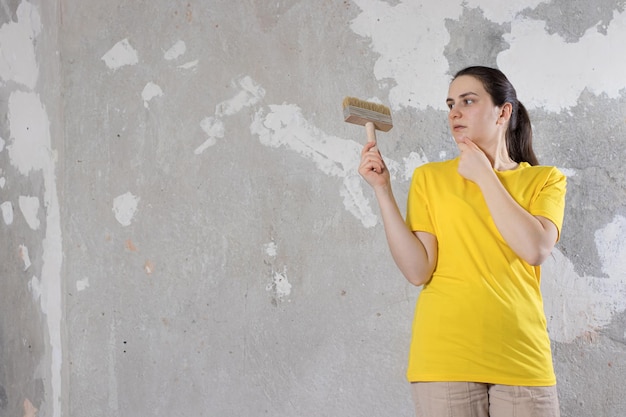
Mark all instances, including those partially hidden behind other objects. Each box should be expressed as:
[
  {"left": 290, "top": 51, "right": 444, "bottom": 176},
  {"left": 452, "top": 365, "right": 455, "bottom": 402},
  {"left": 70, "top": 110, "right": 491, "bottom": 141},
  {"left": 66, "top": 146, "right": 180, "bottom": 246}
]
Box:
[{"left": 480, "top": 139, "right": 518, "bottom": 171}]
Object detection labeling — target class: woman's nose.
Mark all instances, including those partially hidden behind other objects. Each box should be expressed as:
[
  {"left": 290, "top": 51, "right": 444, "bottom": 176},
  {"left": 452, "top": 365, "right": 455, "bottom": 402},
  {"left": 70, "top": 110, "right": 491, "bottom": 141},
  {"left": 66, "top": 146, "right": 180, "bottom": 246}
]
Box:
[{"left": 448, "top": 107, "right": 460, "bottom": 119}]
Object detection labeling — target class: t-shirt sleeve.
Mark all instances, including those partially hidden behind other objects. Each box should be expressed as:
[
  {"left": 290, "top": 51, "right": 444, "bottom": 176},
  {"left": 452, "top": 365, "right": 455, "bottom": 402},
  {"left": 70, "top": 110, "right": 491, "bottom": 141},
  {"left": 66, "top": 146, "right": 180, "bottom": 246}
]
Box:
[
  {"left": 529, "top": 167, "right": 567, "bottom": 240},
  {"left": 405, "top": 167, "right": 435, "bottom": 234}
]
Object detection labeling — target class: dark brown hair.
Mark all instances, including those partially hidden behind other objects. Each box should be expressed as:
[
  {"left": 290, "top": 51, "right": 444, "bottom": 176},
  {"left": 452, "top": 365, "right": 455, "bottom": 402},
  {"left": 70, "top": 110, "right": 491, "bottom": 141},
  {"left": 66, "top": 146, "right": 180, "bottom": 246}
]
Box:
[{"left": 453, "top": 66, "right": 539, "bottom": 166}]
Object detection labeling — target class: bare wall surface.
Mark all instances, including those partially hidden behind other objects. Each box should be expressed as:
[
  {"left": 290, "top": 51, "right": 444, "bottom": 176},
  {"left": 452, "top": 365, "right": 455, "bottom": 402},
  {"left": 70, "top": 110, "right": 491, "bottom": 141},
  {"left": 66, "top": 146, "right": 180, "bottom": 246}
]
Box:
[
  {"left": 0, "top": 0, "right": 65, "bottom": 417},
  {"left": 1, "top": 0, "right": 625, "bottom": 416}
]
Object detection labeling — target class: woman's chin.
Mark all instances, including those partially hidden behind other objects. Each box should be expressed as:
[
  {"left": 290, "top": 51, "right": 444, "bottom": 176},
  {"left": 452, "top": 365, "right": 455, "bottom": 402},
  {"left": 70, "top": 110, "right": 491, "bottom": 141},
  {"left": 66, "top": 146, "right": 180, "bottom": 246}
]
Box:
[{"left": 451, "top": 135, "right": 463, "bottom": 144}]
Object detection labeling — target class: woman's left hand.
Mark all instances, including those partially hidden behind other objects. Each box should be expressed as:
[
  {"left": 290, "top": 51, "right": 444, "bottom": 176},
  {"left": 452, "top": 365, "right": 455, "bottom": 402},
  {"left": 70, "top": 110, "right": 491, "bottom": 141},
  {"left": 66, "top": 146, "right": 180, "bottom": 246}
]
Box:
[{"left": 456, "top": 137, "right": 493, "bottom": 185}]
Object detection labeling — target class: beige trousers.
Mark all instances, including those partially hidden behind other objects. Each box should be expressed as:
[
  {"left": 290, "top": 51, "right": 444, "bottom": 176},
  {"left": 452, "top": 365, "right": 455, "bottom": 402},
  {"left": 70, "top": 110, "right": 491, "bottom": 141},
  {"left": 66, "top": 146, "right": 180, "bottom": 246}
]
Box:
[{"left": 411, "top": 382, "right": 560, "bottom": 417}]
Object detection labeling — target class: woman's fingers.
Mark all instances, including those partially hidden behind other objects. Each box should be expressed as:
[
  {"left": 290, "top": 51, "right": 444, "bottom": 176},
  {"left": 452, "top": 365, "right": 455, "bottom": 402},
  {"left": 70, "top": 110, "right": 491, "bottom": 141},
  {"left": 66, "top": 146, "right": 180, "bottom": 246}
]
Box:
[{"left": 360, "top": 151, "right": 384, "bottom": 173}]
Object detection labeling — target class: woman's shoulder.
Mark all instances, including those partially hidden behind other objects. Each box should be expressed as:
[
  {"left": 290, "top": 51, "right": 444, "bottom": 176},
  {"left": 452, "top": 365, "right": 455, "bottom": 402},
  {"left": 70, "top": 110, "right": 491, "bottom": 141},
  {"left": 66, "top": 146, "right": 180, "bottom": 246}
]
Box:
[
  {"left": 414, "top": 158, "right": 458, "bottom": 173},
  {"left": 518, "top": 162, "right": 566, "bottom": 178}
]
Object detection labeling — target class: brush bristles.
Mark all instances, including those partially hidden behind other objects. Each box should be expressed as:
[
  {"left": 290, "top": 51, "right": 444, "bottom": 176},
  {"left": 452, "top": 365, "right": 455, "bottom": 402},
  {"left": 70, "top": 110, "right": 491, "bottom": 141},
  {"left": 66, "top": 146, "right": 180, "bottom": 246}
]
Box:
[
  {"left": 342, "top": 96, "right": 391, "bottom": 116},
  {"left": 342, "top": 96, "right": 393, "bottom": 132}
]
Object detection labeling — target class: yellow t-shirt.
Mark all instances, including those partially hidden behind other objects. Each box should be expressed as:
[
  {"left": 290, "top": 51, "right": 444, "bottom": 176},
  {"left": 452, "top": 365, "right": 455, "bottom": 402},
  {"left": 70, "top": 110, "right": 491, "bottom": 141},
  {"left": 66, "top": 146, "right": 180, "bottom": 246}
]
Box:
[{"left": 405, "top": 158, "right": 566, "bottom": 386}]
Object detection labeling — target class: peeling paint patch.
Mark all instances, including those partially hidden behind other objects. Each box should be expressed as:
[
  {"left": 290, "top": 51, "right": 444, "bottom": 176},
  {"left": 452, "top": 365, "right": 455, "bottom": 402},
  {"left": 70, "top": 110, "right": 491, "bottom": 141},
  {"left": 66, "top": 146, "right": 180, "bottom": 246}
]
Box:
[
  {"left": 215, "top": 76, "right": 266, "bottom": 117},
  {"left": 194, "top": 117, "right": 224, "bottom": 154},
  {"left": 19, "top": 244, "right": 31, "bottom": 270},
  {"left": 558, "top": 167, "right": 577, "bottom": 177},
  {"left": 18, "top": 195, "right": 40, "bottom": 230},
  {"left": 7, "top": 91, "right": 52, "bottom": 176},
  {"left": 177, "top": 60, "right": 198, "bottom": 70},
  {"left": 6, "top": 4, "right": 63, "bottom": 417},
  {"left": 542, "top": 215, "right": 626, "bottom": 343},
  {"left": 164, "top": 40, "right": 186, "bottom": 60},
  {"left": 0, "top": 177, "right": 5, "bottom": 188},
  {"left": 350, "top": 0, "right": 626, "bottom": 113},
  {"left": 499, "top": 8, "right": 626, "bottom": 111},
  {"left": 28, "top": 276, "right": 41, "bottom": 302},
  {"left": 464, "top": 0, "right": 545, "bottom": 24},
  {"left": 402, "top": 151, "right": 428, "bottom": 181},
  {"left": 195, "top": 76, "right": 264, "bottom": 154},
  {"left": 0, "top": 1, "right": 41, "bottom": 89},
  {"left": 1, "top": 201, "right": 13, "bottom": 225},
  {"left": 0, "top": 136, "right": 5, "bottom": 151},
  {"left": 264, "top": 241, "right": 278, "bottom": 258},
  {"left": 350, "top": 0, "right": 460, "bottom": 111},
  {"left": 112, "top": 192, "right": 140, "bottom": 226},
  {"left": 76, "top": 278, "right": 90, "bottom": 292},
  {"left": 267, "top": 268, "right": 292, "bottom": 301},
  {"left": 141, "top": 82, "right": 163, "bottom": 108},
  {"left": 101, "top": 38, "right": 139, "bottom": 70}
]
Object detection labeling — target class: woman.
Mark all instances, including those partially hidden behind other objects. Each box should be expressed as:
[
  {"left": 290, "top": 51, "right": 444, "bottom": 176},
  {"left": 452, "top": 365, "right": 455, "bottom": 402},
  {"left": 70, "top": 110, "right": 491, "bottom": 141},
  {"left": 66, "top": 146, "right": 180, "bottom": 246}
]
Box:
[{"left": 358, "top": 66, "right": 566, "bottom": 417}]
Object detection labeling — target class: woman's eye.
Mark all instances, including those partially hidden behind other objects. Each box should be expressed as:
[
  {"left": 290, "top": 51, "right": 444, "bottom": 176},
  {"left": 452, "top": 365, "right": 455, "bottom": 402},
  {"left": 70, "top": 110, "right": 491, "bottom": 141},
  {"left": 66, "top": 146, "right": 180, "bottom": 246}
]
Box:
[{"left": 464, "top": 99, "right": 474, "bottom": 105}]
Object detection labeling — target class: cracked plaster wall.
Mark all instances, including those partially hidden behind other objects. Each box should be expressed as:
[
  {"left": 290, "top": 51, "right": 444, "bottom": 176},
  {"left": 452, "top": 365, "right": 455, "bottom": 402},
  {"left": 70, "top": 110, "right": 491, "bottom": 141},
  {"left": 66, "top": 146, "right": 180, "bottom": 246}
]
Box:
[{"left": 1, "top": 1, "right": 625, "bottom": 416}]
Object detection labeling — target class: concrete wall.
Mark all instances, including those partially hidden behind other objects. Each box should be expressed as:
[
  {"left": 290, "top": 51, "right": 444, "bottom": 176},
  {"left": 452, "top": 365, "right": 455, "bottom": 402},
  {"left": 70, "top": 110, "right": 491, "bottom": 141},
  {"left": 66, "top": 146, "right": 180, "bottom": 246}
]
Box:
[{"left": 1, "top": 0, "right": 625, "bottom": 416}]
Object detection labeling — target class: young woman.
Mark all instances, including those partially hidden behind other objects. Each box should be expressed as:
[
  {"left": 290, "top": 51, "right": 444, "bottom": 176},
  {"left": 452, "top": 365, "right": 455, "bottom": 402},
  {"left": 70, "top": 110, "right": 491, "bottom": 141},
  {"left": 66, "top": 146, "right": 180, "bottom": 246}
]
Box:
[{"left": 358, "top": 66, "right": 566, "bottom": 417}]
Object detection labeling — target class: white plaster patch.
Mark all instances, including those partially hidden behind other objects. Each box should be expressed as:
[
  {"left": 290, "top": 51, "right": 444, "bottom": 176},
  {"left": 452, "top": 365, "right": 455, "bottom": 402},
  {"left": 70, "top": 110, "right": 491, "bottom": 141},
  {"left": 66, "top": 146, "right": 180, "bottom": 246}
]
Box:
[
  {"left": 350, "top": 1, "right": 626, "bottom": 113},
  {"left": 76, "top": 278, "right": 90, "bottom": 292},
  {"left": 264, "top": 241, "right": 278, "bottom": 258},
  {"left": 0, "top": 1, "right": 41, "bottom": 89},
  {"left": 112, "top": 192, "right": 140, "bottom": 226},
  {"left": 595, "top": 215, "right": 626, "bottom": 277},
  {"left": 0, "top": 177, "right": 5, "bottom": 188},
  {"left": 251, "top": 103, "right": 380, "bottom": 227},
  {"left": 350, "top": 0, "right": 462, "bottom": 111},
  {"left": 1, "top": 201, "right": 13, "bottom": 225},
  {"left": 464, "top": 0, "right": 546, "bottom": 24},
  {"left": 0, "top": 136, "right": 5, "bottom": 151},
  {"left": 7, "top": 90, "right": 52, "bottom": 176},
  {"left": 402, "top": 151, "right": 428, "bottom": 181},
  {"left": 195, "top": 76, "right": 265, "bottom": 154},
  {"left": 164, "top": 40, "right": 186, "bottom": 60},
  {"left": 28, "top": 275, "right": 41, "bottom": 302},
  {"left": 177, "top": 60, "right": 199, "bottom": 70},
  {"left": 266, "top": 268, "right": 292, "bottom": 300},
  {"left": 215, "top": 75, "right": 266, "bottom": 117},
  {"left": 7, "top": 5, "right": 64, "bottom": 417},
  {"left": 19, "top": 244, "right": 31, "bottom": 270},
  {"left": 19, "top": 195, "right": 40, "bottom": 230},
  {"left": 194, "top": 117, "right": 225, "bottom": 154},
  {"left": 141, "top": 82, "right": 164, "bottom": 108},
  {"left": 101, "top": 38, "right": 139, "bottom": 70},
  {"left": 499, "top": 9, "right": 626, "bottom": 112},
  {"left": 558, "top": 167, "right": 577, "bottom": 177},
  {"left": 542, "top": 216, "right": 626, "bottom": 343}
]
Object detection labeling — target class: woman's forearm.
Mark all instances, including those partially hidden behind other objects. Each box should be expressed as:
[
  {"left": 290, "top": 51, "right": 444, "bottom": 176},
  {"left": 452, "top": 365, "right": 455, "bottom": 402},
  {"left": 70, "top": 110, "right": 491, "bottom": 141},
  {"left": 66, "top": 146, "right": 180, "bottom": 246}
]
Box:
[
  {"left": 477, "top": 174, "right": 557, "bottom": 265},
  {"left": 374, "top": 184, "right": 437, "bottom": 286}
]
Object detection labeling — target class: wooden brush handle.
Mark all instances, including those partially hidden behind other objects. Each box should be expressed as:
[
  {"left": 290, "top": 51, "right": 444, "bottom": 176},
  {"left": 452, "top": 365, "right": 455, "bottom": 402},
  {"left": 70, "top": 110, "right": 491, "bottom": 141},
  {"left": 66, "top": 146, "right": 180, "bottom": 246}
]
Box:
[{"left": 365, "top": 122, "right": 377, "bottom": 144}]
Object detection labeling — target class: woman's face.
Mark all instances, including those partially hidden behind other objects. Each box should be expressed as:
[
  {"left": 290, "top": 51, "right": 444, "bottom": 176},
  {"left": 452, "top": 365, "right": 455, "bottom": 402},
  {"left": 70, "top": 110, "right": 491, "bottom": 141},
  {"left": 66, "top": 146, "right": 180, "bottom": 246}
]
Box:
[{"left": 446, "top": 75, "right": 505, "bottom": 145}]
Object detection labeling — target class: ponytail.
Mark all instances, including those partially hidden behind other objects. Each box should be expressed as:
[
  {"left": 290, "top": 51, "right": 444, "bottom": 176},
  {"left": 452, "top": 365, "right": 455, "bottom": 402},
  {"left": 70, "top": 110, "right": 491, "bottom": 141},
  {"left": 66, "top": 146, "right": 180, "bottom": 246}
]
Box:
[{"left": 507, "top": 100, "right": 538, "bottom": 166}]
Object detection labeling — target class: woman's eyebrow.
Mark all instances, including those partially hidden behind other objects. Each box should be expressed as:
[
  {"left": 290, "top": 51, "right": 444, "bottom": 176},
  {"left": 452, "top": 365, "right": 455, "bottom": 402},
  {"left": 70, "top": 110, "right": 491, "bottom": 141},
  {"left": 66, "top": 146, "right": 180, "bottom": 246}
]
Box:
[{"left": 446, "top": 91, "right": 478, "bottom": 103}]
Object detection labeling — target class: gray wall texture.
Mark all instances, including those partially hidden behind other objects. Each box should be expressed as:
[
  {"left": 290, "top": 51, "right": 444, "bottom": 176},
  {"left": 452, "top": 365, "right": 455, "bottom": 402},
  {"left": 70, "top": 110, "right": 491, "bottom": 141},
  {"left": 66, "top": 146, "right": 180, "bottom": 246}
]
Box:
[{"left": 1, "top": 0, "right": 625, "bottom": 416}]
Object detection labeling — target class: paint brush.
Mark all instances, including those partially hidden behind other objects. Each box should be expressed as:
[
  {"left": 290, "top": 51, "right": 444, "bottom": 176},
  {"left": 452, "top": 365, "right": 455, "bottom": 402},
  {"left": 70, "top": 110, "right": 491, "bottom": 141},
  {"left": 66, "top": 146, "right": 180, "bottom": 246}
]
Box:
[{"left": 342, "top": 96, "right": 393, "bottom": 144}]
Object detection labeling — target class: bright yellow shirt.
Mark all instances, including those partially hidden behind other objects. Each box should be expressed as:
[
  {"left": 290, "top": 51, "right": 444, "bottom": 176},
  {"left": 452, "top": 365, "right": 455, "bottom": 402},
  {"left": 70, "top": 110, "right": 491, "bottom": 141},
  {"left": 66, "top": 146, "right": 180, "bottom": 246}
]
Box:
[{"left": 405, "top": 158, "right": 566, "bottom": 386}]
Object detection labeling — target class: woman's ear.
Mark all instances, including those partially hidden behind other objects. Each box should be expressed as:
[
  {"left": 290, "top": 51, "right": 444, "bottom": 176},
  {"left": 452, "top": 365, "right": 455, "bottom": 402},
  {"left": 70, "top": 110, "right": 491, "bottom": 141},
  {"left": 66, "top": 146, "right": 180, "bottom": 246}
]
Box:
[{"left": 497, "top": 102, "right": 513, "bottom": 125}]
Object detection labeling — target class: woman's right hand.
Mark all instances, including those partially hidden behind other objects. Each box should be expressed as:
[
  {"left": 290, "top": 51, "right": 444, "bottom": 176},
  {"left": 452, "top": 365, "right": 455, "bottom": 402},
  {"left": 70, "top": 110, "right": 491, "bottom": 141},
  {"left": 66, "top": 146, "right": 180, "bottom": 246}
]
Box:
[{"left": 358, "top": 141, "right": 390, "bottom": 189}]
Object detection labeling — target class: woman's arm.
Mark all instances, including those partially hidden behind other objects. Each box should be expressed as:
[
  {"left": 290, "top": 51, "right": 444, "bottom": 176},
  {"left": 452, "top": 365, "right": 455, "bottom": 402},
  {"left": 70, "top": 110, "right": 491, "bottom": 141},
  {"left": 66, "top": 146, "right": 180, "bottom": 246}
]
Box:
[
  {"left": 474, "top": 175, "right": 558, "bottom": 265},
  {"left": 457, "top": 138, "right": 558, "bottom": 265},
  {"left": 359, "top": 141, "right": 438, "bottom": 285}
]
